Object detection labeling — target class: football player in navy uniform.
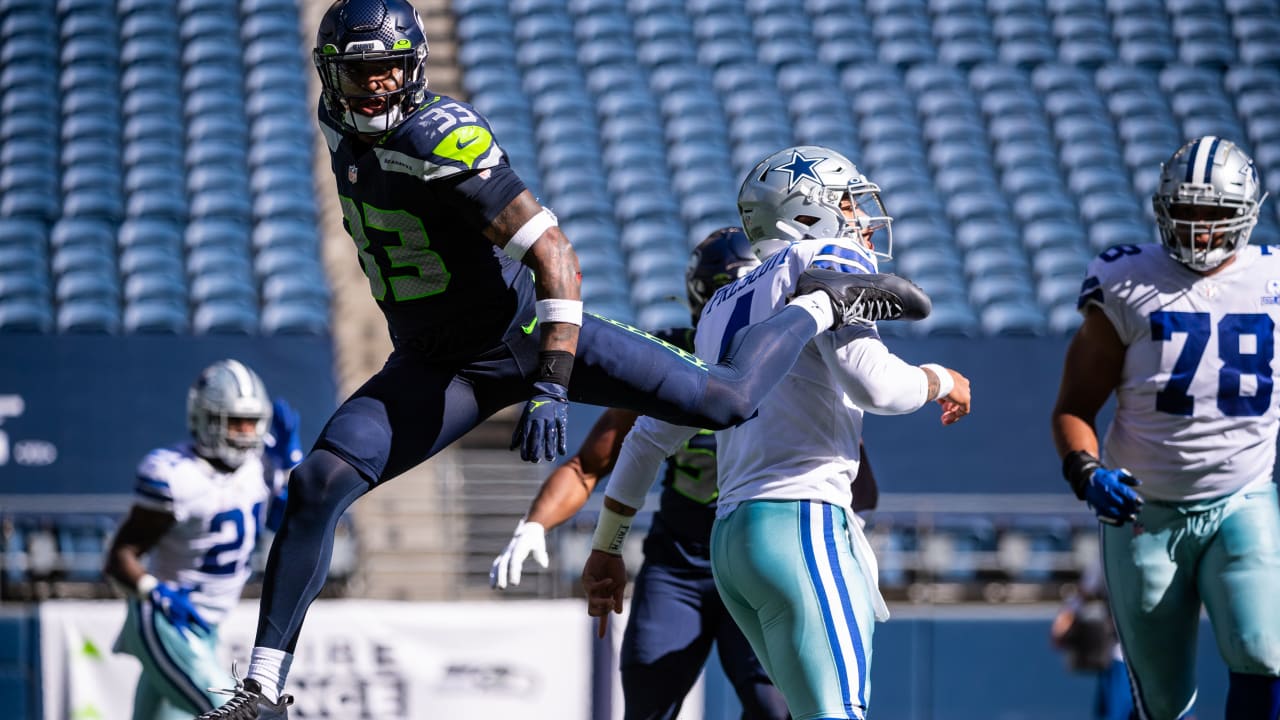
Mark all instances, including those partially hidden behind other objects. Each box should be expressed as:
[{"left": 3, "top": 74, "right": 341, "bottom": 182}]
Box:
[{"left": 195, "top": 2, "right": 929, "bottom": 716}]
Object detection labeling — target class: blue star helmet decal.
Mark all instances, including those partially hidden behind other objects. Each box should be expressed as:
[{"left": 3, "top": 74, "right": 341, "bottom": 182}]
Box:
[{"left": 774, "top": 149, "right": 825, "bottom": 191}]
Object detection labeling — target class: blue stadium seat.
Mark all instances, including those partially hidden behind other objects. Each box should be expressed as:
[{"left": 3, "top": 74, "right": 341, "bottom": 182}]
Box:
[
  {"left": 122, "top": 299, "right": 188, "bottom": 333},
  {"left": 0, "top": 272, "right": 49, "bottom": 304},
  {"left": 967, "top": 270, "right": 1036, "bottom": 311},
  {"left": 119, "top": 245, "right": 183, "bottom": 278},
  {"left": 261, "top": 302, "right": 329, "bottom": 336},
  {"left": 913, "top": 301, "right": 982, "bottom": 337},
  {"left": 0, "top": 218, "right": 46, "bottom": 249},
  {"left": 192, "top": 301, "right": 258, "bottom": 335},
  {"left": 1089, "top": 219, "right": 1153, "bottom": 252},
  {"left": 1031, "top": 246, "right": 1089, "bottom": 282},
  {"left": 51, "top": 244, "right": 113, "bottom": 280},
  {"left": 262, "top": 273, "right": 331, "bottom": 308},
  {"left": 0, "top": 298, "right": 53, "bottom": 333},
  {"left": 123, "top": 271, "right": 185, "bottom": 306},
  {"left": 980, "top": 301, "right": 1047, "bottom": 336},
  {"left": 56, "top": 298, "right": 120, "bottom": 334},
  {"left": 55, "top": 269, "right": 119, "bottom": 305}
]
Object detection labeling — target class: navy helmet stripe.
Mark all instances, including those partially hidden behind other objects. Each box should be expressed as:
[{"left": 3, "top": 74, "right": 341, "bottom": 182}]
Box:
[
  {"left": 1184, "top": 138, "right": 1203, "bottom": 183},
  {"left": 1203, "top": 137, "right": 1222, "bottom": 183}
]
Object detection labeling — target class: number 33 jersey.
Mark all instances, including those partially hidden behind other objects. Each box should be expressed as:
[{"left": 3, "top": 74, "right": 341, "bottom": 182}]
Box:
[
  {"left": 133, "top": 444, "right": 282, "bottom": 624},
  {"left": 1081, "top": 243, "right": 1280, "bottom": 501}
]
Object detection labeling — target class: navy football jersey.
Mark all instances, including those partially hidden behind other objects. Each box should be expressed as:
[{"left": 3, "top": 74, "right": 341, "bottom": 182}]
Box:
[
  {"left": 649, "top": 327, "right": 719, "bottom": 558},
  {"left": 318, "top": 94, "right": 535, "bottom": 353}
]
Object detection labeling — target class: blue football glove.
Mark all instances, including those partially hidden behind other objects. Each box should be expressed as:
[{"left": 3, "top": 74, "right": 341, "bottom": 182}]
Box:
[
  {"left": 265, "top": 398, "right": 303, "bottom": 469},
  {"left": 149, "top": 583, "right": 212, "bottom": 636},
  {"left": 511, "top": 381, "right": 569, "bottom": 462},
  {"left": 1063, "top": 451, "right": 1144, "bottom": 525}
]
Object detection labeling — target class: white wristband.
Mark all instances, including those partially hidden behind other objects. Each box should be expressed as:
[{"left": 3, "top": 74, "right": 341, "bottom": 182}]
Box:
[
  {"left": 921, "top": 363, "right": 954, "bottom": 400},
  {"left": 503, "top": 208, "right": 558, "bottom": 261},
  {"left": 536, "top": 298, "right": 583, "bottom": 326},
  {"left": 591, "top": 505, "right": 633, "bottom": 555},
  {"left": 135, "top": 573, "right": 158, "bottom": 597}
]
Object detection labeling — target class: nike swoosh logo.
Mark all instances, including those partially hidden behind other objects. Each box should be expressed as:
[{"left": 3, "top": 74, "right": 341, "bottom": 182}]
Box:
[
  {"left": 456, "top": 136, "right": 479, "bottom": 150},
  {"left": 521, "top": 317, "right": 537, "bottom": 334}
]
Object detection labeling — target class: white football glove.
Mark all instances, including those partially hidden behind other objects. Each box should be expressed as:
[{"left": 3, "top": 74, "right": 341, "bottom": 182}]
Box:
[{"left": 489, "top": 518, "right": 549, "bottom": 589}]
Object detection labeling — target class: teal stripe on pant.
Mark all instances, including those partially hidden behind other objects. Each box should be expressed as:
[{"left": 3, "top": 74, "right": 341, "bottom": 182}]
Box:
[
  {"left": 1102, "top": 483, "right": 1280, "bottom": 720},
  {"left": 711, "top": 499, "right": 875, "bottom": 720},
  {"left": 115, "top": 599, "right": 232, "bottom": 717}
]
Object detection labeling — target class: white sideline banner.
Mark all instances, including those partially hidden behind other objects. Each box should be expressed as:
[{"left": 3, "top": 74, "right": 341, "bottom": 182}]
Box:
[{"left": 41, "top": 599, "right": 592, "bottom": 720}]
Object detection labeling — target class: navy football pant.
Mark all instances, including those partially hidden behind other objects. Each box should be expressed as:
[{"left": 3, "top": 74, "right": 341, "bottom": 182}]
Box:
[
  {"left": 621, "top": 560, "right": 788, "bottom": 720},
  {"left": 257, "top": 307, "right": 819, "bottom": 650}
]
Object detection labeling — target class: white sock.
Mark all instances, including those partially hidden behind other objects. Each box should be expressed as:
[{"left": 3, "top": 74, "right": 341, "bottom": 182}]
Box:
[
  {"left": 247, "top": 647, "right": 293, "bottom": 703},
  {"left": 787, "top": 291, "right": 835, "bottom": 331}
]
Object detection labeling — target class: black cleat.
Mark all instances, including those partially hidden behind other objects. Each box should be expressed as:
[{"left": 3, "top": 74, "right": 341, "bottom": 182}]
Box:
[
  {"left": 797, "top": 269, "right": 932, "bottom": 329},
  {"left": 198, "top": 677, "right": 292, "bottom": 719}
]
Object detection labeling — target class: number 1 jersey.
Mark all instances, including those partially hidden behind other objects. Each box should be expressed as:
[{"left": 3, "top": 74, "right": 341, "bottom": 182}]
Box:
[{"left": 1082, "top": 243, "right": 1280, "bottom": 501}]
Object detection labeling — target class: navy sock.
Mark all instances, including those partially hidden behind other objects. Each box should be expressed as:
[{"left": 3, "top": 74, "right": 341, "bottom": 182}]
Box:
[
  {"left": 255, "top": 449, "right": 371, "bottom": 652},
  {"left": 1226, "top": 671, "right": 1280, "bottom": 720},
  {"left": 698, "top": 305, "right": 817, "bottom": 428}
]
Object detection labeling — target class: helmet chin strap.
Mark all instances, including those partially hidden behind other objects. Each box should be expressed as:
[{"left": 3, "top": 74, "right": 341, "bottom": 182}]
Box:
[{"left": 350, "top": 105, "right": 403, "bottom": 134}]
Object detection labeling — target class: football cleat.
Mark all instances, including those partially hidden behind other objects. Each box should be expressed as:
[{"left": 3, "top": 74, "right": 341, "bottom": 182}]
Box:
[
  {"left": 198, "top": 677, "right": 292, "bottom": 719},
  {"left": 797, "top": 268, "right": 932, "bottom": 329}
]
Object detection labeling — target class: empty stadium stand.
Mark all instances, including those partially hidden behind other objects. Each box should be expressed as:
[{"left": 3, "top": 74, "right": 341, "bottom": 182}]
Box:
[
  {"left": 0, "top": 0, "right": 325, "bottom": 336},
  {"left": 452, "top": 0, "right": 1280, "bottom": 336}
]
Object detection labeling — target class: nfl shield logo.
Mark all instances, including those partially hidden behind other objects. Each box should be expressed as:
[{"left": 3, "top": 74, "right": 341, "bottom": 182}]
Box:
[{"left": 347, "top": 165, "right": 358, "bottom": 183}]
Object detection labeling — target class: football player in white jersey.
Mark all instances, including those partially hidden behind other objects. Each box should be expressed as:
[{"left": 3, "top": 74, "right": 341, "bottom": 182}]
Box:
[
  {"left": 582, "top": 146, "right": 971, "bottom": 720},
  {"left": 1052, "top": 136, "right": 1280, "bottom": 720},
  {"left": 103, "top": 359, "right": 300, "bottom": 719}
]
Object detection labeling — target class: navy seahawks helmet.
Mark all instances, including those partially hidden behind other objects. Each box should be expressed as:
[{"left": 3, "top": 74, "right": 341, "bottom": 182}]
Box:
[
  {"left": 314, "top": 0, "right": 429, "bottom": 135},
  {"left": 686, "top": 227, "right": 760, "bottom": 323},
  {"left": 187, "top": 359, "right": 272, "bottom": 469}
]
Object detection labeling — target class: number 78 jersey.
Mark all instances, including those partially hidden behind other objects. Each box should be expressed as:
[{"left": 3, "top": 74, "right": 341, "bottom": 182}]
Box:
[{"left": 1082, "top": 243, "right": 1280, "bottom": 501}]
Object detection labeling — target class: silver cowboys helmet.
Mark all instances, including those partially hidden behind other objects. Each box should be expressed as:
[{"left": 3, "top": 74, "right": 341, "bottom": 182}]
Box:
[
  {"left": 737, "top": 145, "right": 893, "bottom": 262},
  {"left": 1153, "top": 136, "right": 1267, "bottom": 272},
  {"left": 187, "top": 359, "right": 272, "bottom": 469}
]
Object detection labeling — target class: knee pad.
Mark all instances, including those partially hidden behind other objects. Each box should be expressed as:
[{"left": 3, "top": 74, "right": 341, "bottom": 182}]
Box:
[{"left": 286, "top": 449, "right": 369, "bottom": 516}]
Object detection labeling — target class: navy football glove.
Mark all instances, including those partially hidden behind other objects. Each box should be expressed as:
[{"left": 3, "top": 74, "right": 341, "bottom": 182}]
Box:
[
  {"left": 511, "top": 381, "right": 569, "bottom": 462},
  {"left": 149, "top": 583, "right": 211, "bottom": 636},
  {"left": 1063, "top": 451, "right": 1144, "bottom": 525},
  {"left": 265, "top": 398, "right": 303, "bottom": 469}
]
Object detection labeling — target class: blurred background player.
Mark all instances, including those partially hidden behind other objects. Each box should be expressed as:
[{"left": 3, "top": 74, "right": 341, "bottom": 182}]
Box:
[
  {"left": 206, "top": 2, "right": 928, "bottom": 716},
  {"left": 1050, "top": 559, "right": 1133, "bottom": 720},
  {"left": 583, "top": 146, "right": 969, "bottom": 720},
  {"left": 492, "top": 227, "right": 791, "bottom": 720},
  {"left": 1052, "top": 136, "right": 1280, "bottom": 720},
  {"left": 102, "top": 359, "right": 299, "bottom": 719}
]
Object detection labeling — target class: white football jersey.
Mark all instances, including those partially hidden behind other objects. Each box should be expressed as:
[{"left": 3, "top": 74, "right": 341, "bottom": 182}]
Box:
[
  {"left": 609, "top": 239, "right": 931, "bottom": 516},
  {"left": 1082, "top": 243, "right": 1280, "bottom": 501},
  {"left": 132, "top": 443, "right": 284, "bottom": 624}
]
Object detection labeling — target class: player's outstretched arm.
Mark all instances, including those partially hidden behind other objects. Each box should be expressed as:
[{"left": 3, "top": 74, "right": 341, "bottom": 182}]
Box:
[
  {"left": 920, "top": 365, "right": 971, "bottom": 425},
  {"left": 491, "top": 409, "right": 639, "bottom": 589},
  {"left": 486, "top": 190, "right": 584, "bottom": 462},
  {"left": 1052, "top": 307, "right": 1142, "bottom": 525}
]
